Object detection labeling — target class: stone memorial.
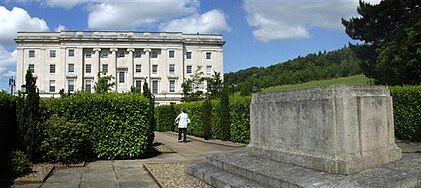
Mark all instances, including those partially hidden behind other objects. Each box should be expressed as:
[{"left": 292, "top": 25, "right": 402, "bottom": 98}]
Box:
[{"left": 187, "top": 85, "right": 421, "bottom": 188}]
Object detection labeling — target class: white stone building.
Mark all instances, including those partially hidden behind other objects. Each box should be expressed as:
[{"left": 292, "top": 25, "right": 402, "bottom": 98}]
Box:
[{"left": 15, "top": 31, "right": 224, "bottom": 104}]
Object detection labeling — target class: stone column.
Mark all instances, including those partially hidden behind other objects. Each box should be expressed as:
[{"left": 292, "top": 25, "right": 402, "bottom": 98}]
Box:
[
  {"left": 143, "top": 48, "right": 151, "bottom": 87},
  {"left": 93, "top": 48, "right": 101, "bottom": 76},
  {"left": 110, "top": 48, "right": 118, "bottom": 92},
  {"left": 127, "top": 48, "right": 135, "bottom": 89}
]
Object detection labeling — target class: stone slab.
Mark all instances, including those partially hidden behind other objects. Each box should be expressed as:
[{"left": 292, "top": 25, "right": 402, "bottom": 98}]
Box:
[{"left": 192, "top": 151, "right": 421, "bottom": 188}]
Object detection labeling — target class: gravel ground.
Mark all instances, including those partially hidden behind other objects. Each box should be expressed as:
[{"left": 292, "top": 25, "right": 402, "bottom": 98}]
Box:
[
  {"left": 14, "top": 163, "right": 54, "bottom": 182},
  {"left": 144, "top": 163, "right": 211, "bottom": 188}
]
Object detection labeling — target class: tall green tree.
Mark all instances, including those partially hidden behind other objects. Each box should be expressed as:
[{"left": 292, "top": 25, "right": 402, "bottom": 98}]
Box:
[
  {"left": 94, "top": 72, "right": 115, "bottom": 93},
  {"left": 182, "top": 67, "right": 205, "bottom": 102},
  {"left": 342, "top": 0, "right": 420, "bottom": 85},
  {"left": 207, "top": 71, "right": 223, "bottom": 99},
  {"left": 219, "top": 84, "right": 231, "bottom": 141},
  {"left": 202, "top": 97, "right": 212, "bottom": 140},
  {"left": 142, "top": 82, "right": 155, "bottom": 147}
]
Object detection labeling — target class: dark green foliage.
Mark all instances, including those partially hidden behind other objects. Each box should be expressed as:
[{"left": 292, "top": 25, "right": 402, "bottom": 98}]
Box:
[
  {"left": 218, "top": 85, "right": 231, "bottom": 141},
  {"left": 176, "top": 101, "right": 204, "bottom": 137},
  {"left": 390, "top": 86, "right": 421, "bottom": 141},
  {"left": 342, "top": 0, "right": 420, "bottom": 85},
  {"left": 224, "top": 47, "right": 362, "bottom": 95},
  {"left": 202, "top": 98, "right": 212, "bottom": 140},
  {"left": 0, "top": 92, "right": 20, "bottom": 154},
  {"left": 142, "top": 82, "right": 155, "bottom": 148},
  {"left": 46, "top": 93, "right": 151, "bottom": 159},
  {"left": 182, "top": 68, "right": 205, "bottom": 102},
  {"left": 17, "top": 69, "right": 43, "bottom": 162},
  {"left": 155, "top": 104, "right": 177, "bottom": 132},
  {"left": 41, "top": 115, "right": 90, "bottom": 164},
  {"left": 9, "top": 150, "right": 31, "bottom": 177},
  {"left": 208, "top": 71, "right": 223, "bottom": 99},
  {"left": 229, "top": 96, "right": 251, "bottom": 143},
  {"left": 94, "top": 72, "right": 115, "bottom": 93}
]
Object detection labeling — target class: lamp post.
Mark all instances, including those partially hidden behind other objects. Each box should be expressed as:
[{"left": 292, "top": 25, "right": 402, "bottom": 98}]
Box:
[{"left": 8, "top": 77, "right": 15, "bottom": 94}]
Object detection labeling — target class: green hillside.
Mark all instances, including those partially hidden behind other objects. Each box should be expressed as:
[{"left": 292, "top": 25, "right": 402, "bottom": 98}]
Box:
[{"left": 261, "top": 74, "right": 370, "bottom": 93}]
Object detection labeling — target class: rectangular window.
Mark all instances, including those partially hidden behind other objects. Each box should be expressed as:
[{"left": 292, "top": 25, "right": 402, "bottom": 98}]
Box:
[
  {"left": 50, "top": 50, "right": 56, "bottom": 58},
  {"left": 117, "top": 50, "right": 125, "bottom": 58},
  {"left": 186, "top": 52, "right": 192, "bottom": 59},
  {"left": 49, "top": 80, "right": 55, "bottom": 93},
  {"left": 152, "top": 65, "right": 158, "bottom": 74},
  {"left": 186, "top": 65, "right": 192, "bottom": 74},
  {"left": 206, "top": 52, "right": 211, "bottom": 59},
  {"left": 68, "top": 63, "right": 74, "bottom": 73},
  {"left": 68, "top": 80, "right": 75, "bottom": 93},
  {"left": 169, "top": 64, "right": 175, "bottom": 74},
  {"left": 85, "top": 50, "right": 92, "bottom": 58},
  {"left": 50, "top": 64, "right": 56, "bottom": 73},
  {"left": 169, "top": 80, "right": 175, "bottom": 93},
  {"left": 135, "top": 64, "right": 141, "bottom": 73},
  {"left": 152, "top": 80, "right": 158, "bottom": 94},
  {"left": 101, "top": 50, "right": 108, "bottom": 58},
  {"left": 102, "top": 64, "right": 108, "bottom": 74},
  {"left": 29, "top": 64, "right": 34, "bottom": 73},
  {"left": 69, "top": 49, "right": 75, "bottom": 57},
  {"left": 86, "top": 64, "right": 91, "bottom": 73},
  {"left": 134, "top": 50, "right": 142, "bottom": 58},
  {"left": 151, "top": 50, "right": 158, "bottom": 58},
  {"left": 169, "top": 50, "right": 175, "bottom": 58},
  {"left": 135, "top": 80, "right": 142, "bottom": 92},
  {"left": 119, "top": 71, "right": 125, "bottom": 83},
  {"left": 29, "top": 50, "right": 35, "bottom": 58},
  {"left": 85, "top": 80, "right": 92, "bottom": 93},
  {"left": 206, "top": 65, "right": 212, "bottom": 75}
]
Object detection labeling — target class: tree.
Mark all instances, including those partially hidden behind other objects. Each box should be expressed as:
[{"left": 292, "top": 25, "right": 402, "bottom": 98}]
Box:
[
  {"left": 342, "top": 0, "right": 420, "bottom": 85},
  {"left": 182, "top": 67, "right": 205, "bottom": 102},
  {"left": 17, "top": 69, "right": 43, "bottom": 161},
  {"left": 219, "top": 84, "right": 231, "bottom": 141},
  {"left": 94, "top": 72, "right": 115, "bottom": 93},
  {"left": 202, "top": 97, "right": 212, "bottom": 140},
  {"left": 207, "top": 71, "right": 223, "bottom": 99},
  {"left": 142, "top": 82, "right": 155, "bottom": 148}
]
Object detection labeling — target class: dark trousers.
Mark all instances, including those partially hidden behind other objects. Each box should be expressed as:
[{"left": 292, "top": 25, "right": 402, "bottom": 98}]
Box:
[{"left": 178, "top": 128, "right": 187, "bottom": 142}]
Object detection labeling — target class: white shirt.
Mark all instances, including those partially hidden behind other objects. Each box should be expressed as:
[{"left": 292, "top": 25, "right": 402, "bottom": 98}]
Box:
[{"left": 176, "top": 112, "right": 190, "bottom": 128}]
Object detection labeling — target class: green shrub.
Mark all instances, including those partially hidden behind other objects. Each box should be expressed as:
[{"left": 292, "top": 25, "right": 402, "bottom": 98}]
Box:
[
  {"left": 42, "top": 115, "right": 90, "bottom": 164},
  {"left": 10, "top": 150, "right": 31, "bottom": 177},
  {"left": 155, "top": 104, "right": 177, "bottom": 132},
  {"left": 46, "top": 92, "right": 152, "bottom": 159},
  {"left": 229, "top": 96, "right": 251, "bottom": 143},
  {"left": 219, "top": 86, "right": 231, "bottom": 141},
  {"left": 390, "top": 86, "right": 421, "bottom": 141},
  {"left": 202, "top": 98, "right": 212, "bottom": 140},
  {"left": 0, "top": 92, "right": 20, "bottom": 154},
  {"left": 176, "top": 101, "right": 204, "bottom": 137}
]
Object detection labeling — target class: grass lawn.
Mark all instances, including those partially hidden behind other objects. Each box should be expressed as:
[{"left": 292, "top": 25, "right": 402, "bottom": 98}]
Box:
[{"left": 261, "top": 74, "right": 371, "bottom": 93}]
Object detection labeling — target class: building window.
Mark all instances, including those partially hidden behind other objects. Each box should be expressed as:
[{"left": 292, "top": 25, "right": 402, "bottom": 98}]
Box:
[
  {"left": 85, "top": 80, "right": 92, "bottom": 93},
  {"left": 29, "top": 64, "right": 34, "bottom": 73},
  {"left": 151, "top": 50, "right": 158, "bottom": 58},
  {"left": 152, "top": 65, "right": 158, "bottom": 74},
  {"left": 152, "top": 80, "right": 158, "bottom": 94},
  {"left": 102, "top": 64, "right": 108, "bottom": 74},
  {"left": 50, "top": 64, "right": 55, "bottom": 73},
  {"left": 206, "top": 65, "right": 212, "bottom": 75},
  {"left": 134, "top": 50, "right": 142, "bottom": 58},
  {"left": 69, "top": 49, "right": 75, "bottom": 57},
  {"left": 206, "top": 52, "right": 211, "bottom": 59},
  {"left": 85, "top": 50, "right": 92, "bottom": 58},
  {"left": 50, "top": 50, "right": 56, "bottom": 58},
  {"left": 169, "top": 64, "right": 175, "bottom": 74},
  {"left": 186, "top": 65, "right": 192, "bottom": 74},
  {"left": 68, "top": 80, "right": 75, "bottom": 93},
  {"left": 186, "top": 52, "right": 192, "bottom": 59},
  {"left": 169, "top": 80, "right": 175, "bottom": 93},
  {"left": 135, "top": 64, "right": 141, "bottom": 73},
  {"left": 135, "top": 80, "right": 142, "bottom": 92},
  {"left": 29, "top": 50, "right": 35, "bottom": 58},
  {"left": 117, "top": 50, "right": 125, "bottom": 58},
  {"left": 86, "top": 64, "right": 92, "bottom": 73},
  {"left": 101, "top": 50, "right": 108, "bottom": 58},
  {"left": 169, "top": 50, "right": 175, "bottom": 58},
  {"left": 49, "top": 80, "right": 55, "bottom": 93},
  {"left": 68, "top": 63, "right": 74, "bottom": 73},
  {"left": 119, "top": 71, "right": 125, "bottom": 83}
]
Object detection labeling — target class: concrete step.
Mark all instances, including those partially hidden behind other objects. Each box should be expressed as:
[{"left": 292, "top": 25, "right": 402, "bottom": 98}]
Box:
[
  {"left": 205, "top": 151, "right": 421, "bottom": 188},
  {"left": 186, "top": 161, "right": 265, "bottom": 188}
]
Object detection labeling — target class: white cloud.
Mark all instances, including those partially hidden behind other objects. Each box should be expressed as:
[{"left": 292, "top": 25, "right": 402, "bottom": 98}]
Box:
[
  {"left": 40, "top": 0, "right": 90, "bottom": 9},
  {"left": 87, "top": 0, "right": 200, "bottom": 29},
  {"left": 0, "top": 6, "right": 49, "bottom": 44},
  {"left": 243, "top": 0, "right": 382, "bottom": 42},
  {"left": 3, "top": 71, "right": 16, "bottom": 77},
  {"left": 160, "top": 9, "right": 230, "bottom": 34},
  {"left": 55, "top": 24, "right": 66, "bottom": 32},
  {"left": 0, "top": 46, "right": 16, "bottom": 67}
]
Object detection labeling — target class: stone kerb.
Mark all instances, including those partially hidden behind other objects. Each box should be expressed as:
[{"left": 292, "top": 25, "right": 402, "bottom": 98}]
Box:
[{"left": 249, "top": 85, "right": 402, "bottom": 175}]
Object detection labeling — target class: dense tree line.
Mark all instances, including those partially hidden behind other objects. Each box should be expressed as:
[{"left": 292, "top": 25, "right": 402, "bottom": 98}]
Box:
[{"left": 224, "top": 46, "right": 362, "bottom": 95}]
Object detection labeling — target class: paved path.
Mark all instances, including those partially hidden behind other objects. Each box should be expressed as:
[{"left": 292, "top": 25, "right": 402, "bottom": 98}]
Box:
[{"left": 21, "top": 132, "right": 242, "bottom": 188}]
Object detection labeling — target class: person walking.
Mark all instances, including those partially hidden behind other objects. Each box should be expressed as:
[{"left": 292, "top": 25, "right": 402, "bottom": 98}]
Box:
[{"left": 175, "top": 107, "right": 190, "bottom": 143}]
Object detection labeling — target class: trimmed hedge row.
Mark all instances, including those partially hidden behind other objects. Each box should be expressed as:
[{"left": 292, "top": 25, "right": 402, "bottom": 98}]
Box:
[
  {"left": 390, "top": 86, "right": 421, "bottom": 141},
  {"left": 45, "top": 93, "right": 152, "bottom": 159},
  {"left": 0, "top": 91, "right": 19, "bottom": 154},
  {"left": 155, "top": 104, "right": 177, "bottom": 132}
]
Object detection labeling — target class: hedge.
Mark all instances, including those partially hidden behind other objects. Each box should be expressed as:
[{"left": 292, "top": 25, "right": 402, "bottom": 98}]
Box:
[
  {"left": 0, "top": 92, "right": 19, "bottom": 154},
  {"left": 45, "top": 92, "right": 152, "bottom": 159},
  {"left": 390, "top": 86, "right": 421, "bottom": 142},
  {"left": 155, "top": 104, "right": 177, "bottom": 132}
]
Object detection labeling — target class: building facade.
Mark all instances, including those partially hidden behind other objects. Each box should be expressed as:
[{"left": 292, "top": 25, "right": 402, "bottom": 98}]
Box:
[{"left": 15, "top": 31, "right": 224, "bottom": 104}]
